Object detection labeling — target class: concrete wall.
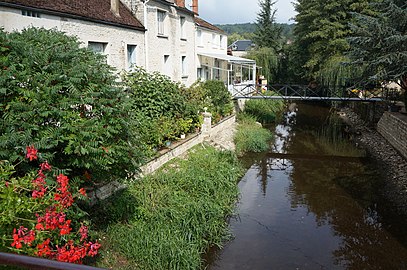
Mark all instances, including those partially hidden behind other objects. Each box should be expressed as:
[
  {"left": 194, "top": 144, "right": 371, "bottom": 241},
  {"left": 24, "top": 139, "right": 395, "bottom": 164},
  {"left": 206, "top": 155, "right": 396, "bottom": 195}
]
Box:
[
  {"left": 377, "top": 112, "right": 407, "bottom": 160},
  {"left": 0, "top": 6, "right": 146, "bottom": 72}
]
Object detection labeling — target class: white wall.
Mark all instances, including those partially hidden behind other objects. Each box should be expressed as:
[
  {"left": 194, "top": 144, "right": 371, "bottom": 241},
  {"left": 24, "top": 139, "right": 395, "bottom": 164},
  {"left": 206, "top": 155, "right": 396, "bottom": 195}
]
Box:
[
  {"left": 0, "top": 6, "right": 146, "bottom": 72},
  {"left": 196, "top": 27, "right": 227, "bottom": 55},
  {"left": 143, "top": 1, "right": 197, "bottom": 86}
]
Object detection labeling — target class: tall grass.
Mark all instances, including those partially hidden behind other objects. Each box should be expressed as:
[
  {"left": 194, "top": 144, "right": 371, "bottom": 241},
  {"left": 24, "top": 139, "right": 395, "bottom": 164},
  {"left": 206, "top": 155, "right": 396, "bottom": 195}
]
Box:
[
  {"left": 93, "top": 146, "right": 243, "bottom": 270},
  {"left": 244, "top": 92, "right": 285, "bottom": 123},
  {"left": 234, "top": 113, "right": 273, "bottom": 156}
]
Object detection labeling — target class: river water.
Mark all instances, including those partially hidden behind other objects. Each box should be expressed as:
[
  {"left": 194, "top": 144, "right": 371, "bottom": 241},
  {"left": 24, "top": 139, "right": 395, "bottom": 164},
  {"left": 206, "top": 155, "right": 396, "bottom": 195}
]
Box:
[{"left": 207, "top": 103, "right": 407, "bottom": 270}]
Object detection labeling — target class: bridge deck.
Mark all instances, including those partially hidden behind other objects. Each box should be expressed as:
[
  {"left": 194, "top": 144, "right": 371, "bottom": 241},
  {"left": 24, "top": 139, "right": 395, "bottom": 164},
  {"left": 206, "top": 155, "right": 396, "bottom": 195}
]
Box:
[{"left": 233, "top": 95, "right": 384, "bottom": 102}]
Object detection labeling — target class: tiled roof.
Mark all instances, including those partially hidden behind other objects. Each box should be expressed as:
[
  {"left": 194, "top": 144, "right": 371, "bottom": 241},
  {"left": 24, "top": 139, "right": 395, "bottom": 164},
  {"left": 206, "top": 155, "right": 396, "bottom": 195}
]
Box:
[
  {"left": 194, "top": 17, "right": 225, "bottom": 34},
  {"left": 0, "top": 0, "right": 145, "bottom": 30}
]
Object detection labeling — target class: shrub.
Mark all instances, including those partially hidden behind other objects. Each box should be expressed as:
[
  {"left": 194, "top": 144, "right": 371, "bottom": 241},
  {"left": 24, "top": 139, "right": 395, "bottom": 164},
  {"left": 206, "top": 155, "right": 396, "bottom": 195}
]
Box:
[
  {"left": 0, "top": 146, "right": 100, "bottom": 264},
  {"left": 183, "top": 80, "right": 234, "bottom": 124},
  {"left": 244, "top": 91, "right": 285, "bottom": 123},
  {"left": 235, "top": 113, "right": 273, "bottom": 155},
  {"left": 0, "top": 28, "right": 144, "bottom": 183},
  {"left": 122, "top": 68, "right": 196, "bottom": 150}
]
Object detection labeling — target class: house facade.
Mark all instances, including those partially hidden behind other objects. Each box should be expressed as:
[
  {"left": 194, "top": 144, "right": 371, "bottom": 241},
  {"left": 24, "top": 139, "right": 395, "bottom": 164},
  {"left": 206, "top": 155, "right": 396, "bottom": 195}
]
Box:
[
  {"left": 0, "top": 0, "right": 256, "bottom": 90},
  {"left": 122, "top": 0, "right": 197, "bottom": 86},
  {"left": 0, "top": 0, "right": 146, "bottom": 72}
]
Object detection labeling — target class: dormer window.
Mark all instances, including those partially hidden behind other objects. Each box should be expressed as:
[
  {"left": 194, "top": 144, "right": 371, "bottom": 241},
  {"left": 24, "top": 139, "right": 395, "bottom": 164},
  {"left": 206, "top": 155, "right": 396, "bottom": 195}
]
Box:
[{"left": 22, "top": 10, "right": 40, "bottom": 18}]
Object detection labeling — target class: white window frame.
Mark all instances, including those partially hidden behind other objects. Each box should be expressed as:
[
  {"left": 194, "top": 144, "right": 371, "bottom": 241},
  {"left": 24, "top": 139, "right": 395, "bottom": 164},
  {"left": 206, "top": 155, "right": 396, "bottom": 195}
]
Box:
[
  {"left": 163, "top": 54, "right": 170, "bottom": 76},
  {"left": 157, "top": 10, "right": 166, "bottom": 36},
  {"left": 197, "top": 30, "right": 203, "bottom": 47},
  {"left": 22, "top": 9, "right": 41, "bottom": 18},
  {"left": 180, "top": 16, "right": 186, "bottom": 40},
  {"left": 181, "top": 56, "right": 187, "bottom": 77},
  {"left": 88, "top": 42, "right": 107, "bottom": 54},
  {"left": 127, "top": 44, "right": 137, "bottom": 69}
]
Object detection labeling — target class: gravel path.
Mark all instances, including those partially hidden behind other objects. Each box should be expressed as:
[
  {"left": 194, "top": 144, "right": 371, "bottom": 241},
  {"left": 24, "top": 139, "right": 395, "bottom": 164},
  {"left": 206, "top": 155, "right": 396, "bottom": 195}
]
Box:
[{"left": 339, "top": 108, "right": 407, "bottom": 215}]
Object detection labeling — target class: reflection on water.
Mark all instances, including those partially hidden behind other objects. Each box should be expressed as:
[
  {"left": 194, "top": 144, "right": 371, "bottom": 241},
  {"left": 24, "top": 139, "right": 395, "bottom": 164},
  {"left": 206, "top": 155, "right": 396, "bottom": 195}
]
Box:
[{"left": 207, "top": 103, "right": 407, "bottom": 269}]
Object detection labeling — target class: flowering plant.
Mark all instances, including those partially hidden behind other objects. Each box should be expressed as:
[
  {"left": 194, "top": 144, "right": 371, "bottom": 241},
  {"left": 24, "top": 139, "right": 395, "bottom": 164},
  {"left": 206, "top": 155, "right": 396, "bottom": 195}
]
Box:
[{"left": 0, "top": 146, "right": 100, "bottom": 264}]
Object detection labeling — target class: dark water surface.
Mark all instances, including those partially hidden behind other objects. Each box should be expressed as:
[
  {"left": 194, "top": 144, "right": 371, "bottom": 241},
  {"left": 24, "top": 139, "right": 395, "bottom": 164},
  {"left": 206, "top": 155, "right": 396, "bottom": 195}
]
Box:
[{"left": 207, "top": 103, "right": 407, "bottom": 270}]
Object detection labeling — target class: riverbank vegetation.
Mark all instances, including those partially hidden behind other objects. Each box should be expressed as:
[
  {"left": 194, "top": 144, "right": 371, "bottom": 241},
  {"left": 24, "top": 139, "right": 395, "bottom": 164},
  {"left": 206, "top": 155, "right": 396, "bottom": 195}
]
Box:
[
  {"left": 235, "top": 95, "right": 285, "bottom": 155},
  {"left": 235, "top": 114, "right": 273, "bottom": 156},
  {"left": 0, "top": 27, "right": 236, "bottom": 267},
  {"left": 91, "top": 146, "right": 243, "bottom": 269},
  {"left": 228, "top": 0, "right": 406, "bottom": 102}
]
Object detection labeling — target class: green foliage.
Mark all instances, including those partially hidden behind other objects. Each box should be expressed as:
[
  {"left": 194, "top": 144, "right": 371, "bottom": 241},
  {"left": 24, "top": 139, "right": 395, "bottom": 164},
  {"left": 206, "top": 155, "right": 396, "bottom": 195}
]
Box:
[
  {"left": 0, "top": 28, "right": 144, "bottom": 183},
  {"left": 94, "top": 146, "right": 243, "bottom": 270},
  {"left": 254, "top": 0, "right": 282, "bottom": 52},
  {"left": 246, "top": 47, "right": 279, "bottom": 82},
  {"left": 348, "top": 0, "right": 407, "bottom": 91},
  {"left": 292, "top": 0, "right": 372, "bottom": 84},
  {"left": 184, "top": 80, "right": 234, "bottom": 124},
  {"left": 122, "top": 67, "right": 196, "bottom": 151},
  {"left": 243, "top": 92, "right": 285, "bottom": 123},
  {"left": 0, "top": 161, "right": 40, "bottom": 249},
  {"left": 234, "top": 113, "right": 273, "bottom": 156}
]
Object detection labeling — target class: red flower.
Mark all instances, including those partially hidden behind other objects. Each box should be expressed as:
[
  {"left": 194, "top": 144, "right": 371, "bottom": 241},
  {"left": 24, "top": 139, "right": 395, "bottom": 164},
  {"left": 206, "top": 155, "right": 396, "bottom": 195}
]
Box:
[
  {"left": 40, "top": 161, "right": 52, "bottom": 171},
  {"left": 26, "top": 145, "right": 38, "bottom": 161},
  {"left": 59, "top": 220, "right": 72, "bottom": 236},
  {"left": 78, "top": 188, "right": 87, "bottom": 197},
  {"left": 88, "top": 241, "right": 101, "bottom": 257},
  {"left": 79, "top": 225, "right": 88, "bottom": 241},
  {"left": 36, "top": 239, "right": 53, "bottom": 257},
  {"left": 11, "top": 229, "right": 22, "bottom": 249}
]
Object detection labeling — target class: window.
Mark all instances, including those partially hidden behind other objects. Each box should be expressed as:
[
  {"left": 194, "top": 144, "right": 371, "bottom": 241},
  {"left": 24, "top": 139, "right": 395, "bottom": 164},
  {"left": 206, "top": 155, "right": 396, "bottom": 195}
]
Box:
[
  {"left": 163, "top": 55, "right": 170, "bottom": 76},
  {"left": 197, "top": 30, "right": 202, "bottom": 46},
  {"left": 127, "top": 45, "right": 137, "bottom": 69},
  {"left": 157, "top": 10, "right": 166, "bottom": 35},
  {"left": 181, "top": 56, "right": 187, "bottom": 77},
  {"left": 212, "top": 34, "right": 216, "bottom": 47},
  {"left": 22, "top": 10, "right": 40, "bottom": 18},
  {"left": 88, "top": 42, "right": 107, "bottom": 54},
  {"left": 180, "top": 16, "right": 186, "bottom": 40},
  {"left": 220, "top": 35, "right": 224, "bottom": 48}
]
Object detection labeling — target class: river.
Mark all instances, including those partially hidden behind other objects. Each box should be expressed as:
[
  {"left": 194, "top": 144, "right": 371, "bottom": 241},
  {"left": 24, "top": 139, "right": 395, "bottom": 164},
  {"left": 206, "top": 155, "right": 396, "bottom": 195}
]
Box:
[{"left": 206, "top": 103, "right": 407, "bottom": 269}]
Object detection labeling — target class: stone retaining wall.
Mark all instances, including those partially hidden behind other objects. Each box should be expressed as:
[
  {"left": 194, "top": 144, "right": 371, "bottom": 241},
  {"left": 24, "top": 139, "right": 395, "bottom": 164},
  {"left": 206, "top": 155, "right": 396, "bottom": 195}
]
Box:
[
  {"left": 377, "top": 112, "right": 407, "bottom": 160},
  {"left": 88, "top": 114, "right": 237, "bottom": 204}
]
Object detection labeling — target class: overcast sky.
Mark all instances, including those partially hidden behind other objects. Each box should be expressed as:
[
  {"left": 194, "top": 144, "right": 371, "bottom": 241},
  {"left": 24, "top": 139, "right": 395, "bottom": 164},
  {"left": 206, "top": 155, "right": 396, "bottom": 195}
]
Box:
[{"left": 192, "top": 0, "right": 297, "bottom": 25}]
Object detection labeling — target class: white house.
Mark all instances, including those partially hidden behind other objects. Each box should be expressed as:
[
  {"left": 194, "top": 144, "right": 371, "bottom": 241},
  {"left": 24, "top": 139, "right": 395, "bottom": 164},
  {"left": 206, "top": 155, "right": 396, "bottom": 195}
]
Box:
[
  {"left": 0, "top": 0, "right": 256, "bottom": 91},
  {"left": 0, "top": 0, "right": 146, "bottom": 72},
  {"left": 122, "top": 0, "right": 197, "bottom": 86},
  {"left": 194, "top": 16, "right": 256, "bottom": 95}
]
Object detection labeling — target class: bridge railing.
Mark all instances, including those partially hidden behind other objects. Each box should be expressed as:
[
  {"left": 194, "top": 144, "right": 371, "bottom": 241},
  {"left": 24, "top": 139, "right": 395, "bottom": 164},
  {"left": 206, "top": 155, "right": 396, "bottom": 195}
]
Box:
[
  {"left": 232, "top": 84, "right": 399, "bottom": 102},
  {"left": 0, "top": 252, "right": 106, "bottom": 270}
]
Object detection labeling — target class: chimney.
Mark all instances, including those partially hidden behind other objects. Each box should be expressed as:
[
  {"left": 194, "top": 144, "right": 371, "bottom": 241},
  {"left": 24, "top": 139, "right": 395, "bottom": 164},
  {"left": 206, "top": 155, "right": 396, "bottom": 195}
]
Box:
[
  {"left": 111, "top": 0, "right": 120, "bottom": 17},
  {"left": 175, "top": 0, "right": 185, "bottom": 8},
  {"left": 192, "top": 0, "right": 198, "bottom": 14}
]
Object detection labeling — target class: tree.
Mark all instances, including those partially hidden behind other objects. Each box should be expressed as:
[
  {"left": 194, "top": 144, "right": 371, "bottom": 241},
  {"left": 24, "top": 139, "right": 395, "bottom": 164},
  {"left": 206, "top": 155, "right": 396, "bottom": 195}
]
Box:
[
  {"left": 254, "top": 0, "right": 282, "bottom": 52},
  {"left": 292, "top": 0, "right": 373, "bottom": 85},
  {"left": 348, "top": 0, "right": 407, "bottom": 93},
  {"left": 0, "top": 28, "right": 145, "bottom": 184}
]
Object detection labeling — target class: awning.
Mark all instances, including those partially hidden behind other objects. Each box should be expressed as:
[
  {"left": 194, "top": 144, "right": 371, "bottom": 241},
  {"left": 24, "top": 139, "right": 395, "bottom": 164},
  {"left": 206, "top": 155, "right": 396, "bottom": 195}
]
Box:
[{"left": 198, "top": 52, "right": 256, "bottom": 64}]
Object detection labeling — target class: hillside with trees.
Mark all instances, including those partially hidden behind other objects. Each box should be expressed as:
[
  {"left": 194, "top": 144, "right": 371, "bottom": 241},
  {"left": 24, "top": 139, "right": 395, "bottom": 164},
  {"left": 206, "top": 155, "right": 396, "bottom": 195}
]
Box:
[{"left": 215, "top": 22, "right": 294, "bottom": 46}]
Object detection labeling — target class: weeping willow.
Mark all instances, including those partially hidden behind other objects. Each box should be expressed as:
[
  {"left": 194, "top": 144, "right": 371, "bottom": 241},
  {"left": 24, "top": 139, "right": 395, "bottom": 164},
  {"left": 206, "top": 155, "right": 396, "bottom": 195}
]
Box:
[
  {"left": 317, "top": 55, "right": 363, "bottom": 89},
  {"left": 246, "top": 47, "right": 279, "bottom": 82}
]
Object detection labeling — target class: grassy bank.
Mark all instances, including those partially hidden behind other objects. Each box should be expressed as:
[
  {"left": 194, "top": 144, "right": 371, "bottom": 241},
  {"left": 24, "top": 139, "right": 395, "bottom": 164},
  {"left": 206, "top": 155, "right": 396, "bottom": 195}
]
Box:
[
  {"left": 92, "top": 145, "right": 243, "bottom": 270},
  {"left": 234, "top": 113, "right": 273, "bottom": 156},
  {"left": 235, "top": 96, "right": 285, "bottom": 156}
]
